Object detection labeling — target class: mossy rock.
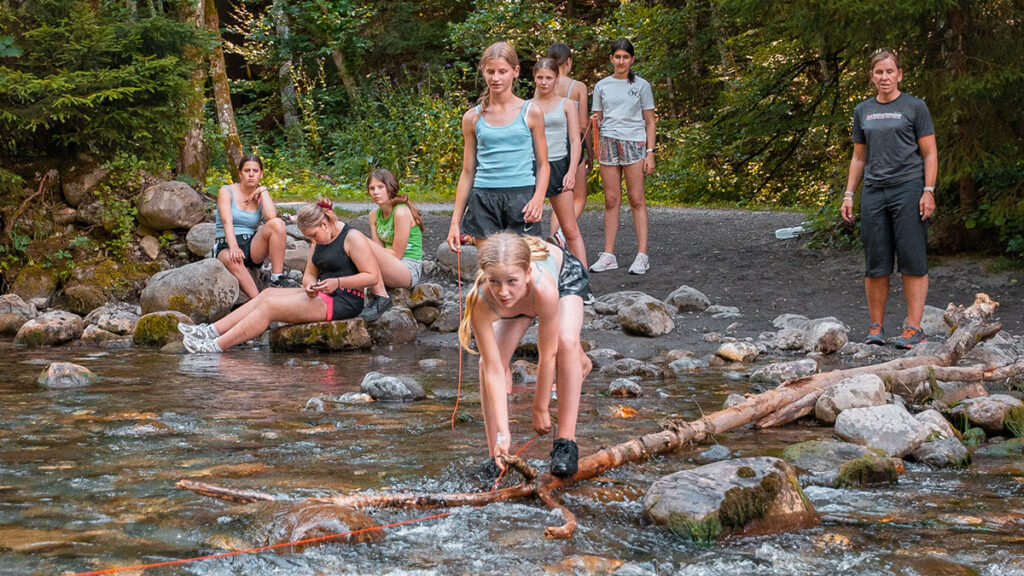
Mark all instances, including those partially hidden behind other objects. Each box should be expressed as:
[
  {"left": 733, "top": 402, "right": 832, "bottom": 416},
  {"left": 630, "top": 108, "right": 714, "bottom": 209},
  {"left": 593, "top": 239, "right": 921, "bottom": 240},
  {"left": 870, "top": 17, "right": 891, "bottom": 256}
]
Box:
[
  {"left": 972, "top": 437, "right": 1024, "bottom": 458},
  {"left": 10, "top": 264, "right": 58, "bottom": 303},
  {"left": 133, "top": 311, "right": 190, "bottom": 347},
  {"left": 835, "top": 453, "right": 904, "bottom": 488},
  {"left": 962, "top": 427, "right": 986, "bottom": 446},
  {"left": 62, "top": 285, "right": 108, "bottom": 316},
  {"left": 269, "top": 319, "right": 373, "bottom": 352}
]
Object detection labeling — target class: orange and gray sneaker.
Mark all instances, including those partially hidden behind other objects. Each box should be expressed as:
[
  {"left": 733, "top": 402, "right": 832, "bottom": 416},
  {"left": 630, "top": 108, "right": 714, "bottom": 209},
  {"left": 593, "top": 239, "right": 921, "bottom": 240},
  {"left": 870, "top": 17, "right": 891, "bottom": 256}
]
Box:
[
  {"left": 864, "top": 322, "right": 885, "bottom": 345},
  {"left": 895, "top": 325, "right": 926, "bottom": 349}
]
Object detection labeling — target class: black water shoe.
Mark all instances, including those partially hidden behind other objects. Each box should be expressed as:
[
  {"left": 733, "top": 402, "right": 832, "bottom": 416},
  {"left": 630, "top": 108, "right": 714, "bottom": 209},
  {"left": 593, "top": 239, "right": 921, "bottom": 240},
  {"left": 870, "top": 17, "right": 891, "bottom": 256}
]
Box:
[{"left": 550, "top": 438, "right": 578, "bottom": 478}]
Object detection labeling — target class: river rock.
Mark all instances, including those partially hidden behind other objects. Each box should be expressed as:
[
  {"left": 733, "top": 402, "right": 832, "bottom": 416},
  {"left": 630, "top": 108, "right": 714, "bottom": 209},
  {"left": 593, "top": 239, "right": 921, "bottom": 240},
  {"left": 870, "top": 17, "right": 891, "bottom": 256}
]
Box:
[
  {"left": 430, "top": 301, "right": 461, "bottom": 333},
  {"left": 908, "top": 437, "right": 970, "bottom": 469},
  {"left": 643, "top": 457, "right": 817, "bottom": 542},
  {"left": 664, "top": 285, "right": 710, "bottom": 312},
  {"left": 695, "top": 444, "right": 732, "bottom": 463},
  {"left": 61, "top": 163, "right": 107, "bottom": 208},
  {"left": 705, "top": 304, "right": 741, "bottom": 319},
  {"left": 186, "top": 222, "right": 216, "bottom": 257},
  {"left": 37, "top": 361, "right": 98, "bottom": 388},
  {"left": 61, "top": 284, "right": 108, "bottom": 315},
  {"left": 814, "top": 374, "right": 887, "bottom": 424},
  {"left": 771, "top": 328, "right": 805, "bottom": 350},
  {"left": 802, "top": 317, "right": 848, "bottom": 354},
  {"left": 586, "top": 348, "right": 623, "bottom": 370},
  {"left": 136, "top": 181, "right": 205, "bottom": 230},
  {"left": 919, "top": 305, "right": 949, "bottom": 337},
  {"left": 359, "top": 371, "right": 425, "bottom": 401},
  {"left": 10, "top": 265, "right": 57, "bottom": 306},
  {"left": 84, "top": 302, "right": 140, "bottom": 335},
  {"left": 269, "top": 319, "right": 373, "bottom": 352},
  {"left": 0, "top": 294, "right": 37, "bottom": 334},
  {"left": 284, "top": 242, "right": 310, "bottom": 273},
  {"left": 915, "top": 409, "right": 958, "bottom": 441},
  {"left": 668, "top": 356, "right": 710, "bottom": 375},
  {"left": 932, "top": 381, "right": 988, "bottom": 407},
  {"left": 368, "top": 307, "right": 418, "bottom": 345},
  {"left": 949, "top": 394, "right": 1024, "bottom": 434},
  {"left": 511, "top": 359, "right": 537, "bottom": 383},
  {"left": 973, "top": 437, "right": 1024, "bottom": 458},
  {"left": 14, "top": 310, "right": 84, "bottom": 347},
  {"left": 592, "top": 291, "right": 648, "bottom": 315},
  {"left": 80, "top": 324, "right": 133, "bottom": 349},
  {"left": 434, "top": 241, "right": 478, "bottom": 281},
  {"left": 962, "top": 340, "right": 1019, "bottom": 367},
  {"left": 618, "top": 295, "right": 674, "bottom": 337},
  {"left": 609, "top": 378, "right": 642, "bottom": 397},
  {"left": 133, "top": 310, "right": 190, "bottom": 346},
  {"left": 600, "top": 358, "right": 663, "bottom": 380},
  {"left": 410, "top": 283, "right": 445, "bottom": 308},
  {"left": 782, "top": 439, "right": 903, "bottom": 488},
  {"left": 139, "top": 235, "right": 160, "bottom": 260},
  {"left": 834, "top": 404, "right": 930, "bottom": 457},
  {"left": 772, "top": 313, "right": 809, "bottom": 330},
  {"left": 412, "top": 305, "right": 440, "bottom": 326},
  {"left": 140, "top": 258, "right": 238, "bottom": 322},
  {"left": 749, "top": 359, "right": 818, "bottom": 392},
  {"left": 715, "top": 341, "right": 758, "bottom": 363}
]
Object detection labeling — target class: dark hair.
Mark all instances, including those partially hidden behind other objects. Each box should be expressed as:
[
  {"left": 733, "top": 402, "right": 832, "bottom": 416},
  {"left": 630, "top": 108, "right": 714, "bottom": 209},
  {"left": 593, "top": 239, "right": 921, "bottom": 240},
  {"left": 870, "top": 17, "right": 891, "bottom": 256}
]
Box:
[
  {"left": 547, "top": 43, "right": 571, "bottom": 68},
  {"left": 368, "top": 168, "right": 423, "bottom": 230},
  {"left": 238, "top": 153, "right": 263, "bottom": 172},
  {"left": 533, "top": 57, "right": 559, "bottom": 77},
  {"left": 611, "top": 39, "right": 636, "bottom": 84}
]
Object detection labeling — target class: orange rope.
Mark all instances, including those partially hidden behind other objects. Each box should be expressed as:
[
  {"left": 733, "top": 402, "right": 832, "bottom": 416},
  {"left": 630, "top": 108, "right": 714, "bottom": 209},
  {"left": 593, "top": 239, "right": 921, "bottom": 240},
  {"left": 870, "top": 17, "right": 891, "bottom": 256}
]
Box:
[
  {"left": 67, "top": 512, "right": 450, "bottom": 576},
  {"left": 450, "top": 246, "right": 463, "bottom": 430}
]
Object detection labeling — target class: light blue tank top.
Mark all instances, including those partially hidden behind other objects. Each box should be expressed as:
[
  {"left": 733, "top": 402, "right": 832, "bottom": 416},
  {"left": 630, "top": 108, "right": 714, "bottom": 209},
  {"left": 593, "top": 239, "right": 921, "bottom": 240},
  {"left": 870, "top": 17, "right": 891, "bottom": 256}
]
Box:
[
  {"left": 472, "top": 102, "right": 536, "bottom": 189},
  {"left": 543, "top": 98, "right": 569, "bottom": 161},
  {"left": 214, "top": 187, "right": 262, "bottom": 238}
]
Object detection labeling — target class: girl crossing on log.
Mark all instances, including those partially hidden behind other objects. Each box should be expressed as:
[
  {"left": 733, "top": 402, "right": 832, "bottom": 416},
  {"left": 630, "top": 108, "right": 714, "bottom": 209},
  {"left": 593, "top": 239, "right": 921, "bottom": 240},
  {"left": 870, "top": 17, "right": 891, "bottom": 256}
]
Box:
[
  {"left": 547, "top": 42, "right": 592, "bottom": 264},
  {"left": 458, "top": 232, "right": 592, "bottom": 479},
  {"left": 213, "top": 154, "right": 299, "bottom": 298},
  {"left": 446, "top": 42, "right": 549, "bottom": 252},
  {"left": 360, "top": 168, "right": 424, "bottom": 322},
  {"left": 178, "top": 199, "right": 379, "bottom": 353},
  {"left": 532, "top": 57, "right": 588, "bottom": 273}
]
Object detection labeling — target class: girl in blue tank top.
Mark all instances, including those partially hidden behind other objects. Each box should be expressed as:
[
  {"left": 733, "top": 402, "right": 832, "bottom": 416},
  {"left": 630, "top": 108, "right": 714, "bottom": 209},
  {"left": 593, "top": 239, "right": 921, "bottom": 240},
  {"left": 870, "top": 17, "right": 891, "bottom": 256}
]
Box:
[{"left": 446, "top": 42, "right": 550, "bottom": 251}]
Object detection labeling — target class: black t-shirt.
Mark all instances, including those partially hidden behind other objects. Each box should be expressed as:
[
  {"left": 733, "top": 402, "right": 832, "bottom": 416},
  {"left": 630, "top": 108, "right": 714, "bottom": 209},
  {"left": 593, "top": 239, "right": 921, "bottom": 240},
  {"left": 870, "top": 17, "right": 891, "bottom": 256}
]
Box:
[
  {"left": 852, "top": 93, "right": 935, "bottom": 187},
  {"left": 311, "top": 224, "right": 358, "bottom": 280}
]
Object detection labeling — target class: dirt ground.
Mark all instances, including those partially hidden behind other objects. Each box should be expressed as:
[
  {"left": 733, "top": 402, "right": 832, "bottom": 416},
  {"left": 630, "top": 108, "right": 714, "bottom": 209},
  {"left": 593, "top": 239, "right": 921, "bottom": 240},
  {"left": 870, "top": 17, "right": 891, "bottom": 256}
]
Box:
[{"left": 350, "top": 205, "right": 1024, "bottom": 359}]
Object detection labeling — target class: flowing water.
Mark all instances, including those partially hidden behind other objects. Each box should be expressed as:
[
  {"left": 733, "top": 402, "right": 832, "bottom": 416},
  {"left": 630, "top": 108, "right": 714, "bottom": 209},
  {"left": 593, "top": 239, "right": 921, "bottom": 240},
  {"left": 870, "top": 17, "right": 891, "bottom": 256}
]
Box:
[{"left": 1, "top": 340, "right": 1022, "bottom": 575}]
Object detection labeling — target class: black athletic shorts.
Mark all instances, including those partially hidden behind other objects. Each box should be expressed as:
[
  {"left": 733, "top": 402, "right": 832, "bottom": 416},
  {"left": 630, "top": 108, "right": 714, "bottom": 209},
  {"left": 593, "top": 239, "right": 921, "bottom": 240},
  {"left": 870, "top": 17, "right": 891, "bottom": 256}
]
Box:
[
  {"left": 558, "top": 251, "right": 590, "bottom": 299},
  {"left": 860, "top": 176, "right": 929, "bottom": 277},
  {"left": 546, "top": 156, "right": 570, "bottom": 198},
  {"left": 460, "top": 185, "right": 543, "bottom": 240},
  {"left": 214, "top": 234, "right": 258, "bottom": 268}
]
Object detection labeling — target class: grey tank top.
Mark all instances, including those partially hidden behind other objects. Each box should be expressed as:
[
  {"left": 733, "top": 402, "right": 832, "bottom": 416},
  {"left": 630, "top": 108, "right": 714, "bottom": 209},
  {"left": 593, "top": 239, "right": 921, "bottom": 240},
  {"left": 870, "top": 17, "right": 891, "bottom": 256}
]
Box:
[{"left": 542, "top": 98, "right": 569, "bottom": 161}]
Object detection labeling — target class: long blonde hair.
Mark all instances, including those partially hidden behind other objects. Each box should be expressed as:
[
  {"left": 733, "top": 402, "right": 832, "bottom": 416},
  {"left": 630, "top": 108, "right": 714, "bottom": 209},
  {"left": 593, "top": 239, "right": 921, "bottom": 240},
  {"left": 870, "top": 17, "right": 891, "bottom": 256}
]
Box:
[
  {"left": 477, "top": 42, "right": 520, "bottom": 113},
  {"left": 296, "top": 197, "right": 339, "bottom": 233},
  {"left": 458, "top": 232, "right": 549, "bottom": 354}
]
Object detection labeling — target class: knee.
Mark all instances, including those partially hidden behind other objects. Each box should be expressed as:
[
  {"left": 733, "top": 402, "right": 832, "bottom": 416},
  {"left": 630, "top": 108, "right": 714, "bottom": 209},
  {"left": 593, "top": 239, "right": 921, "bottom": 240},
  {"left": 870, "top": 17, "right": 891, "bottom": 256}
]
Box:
[
  {"left": 266, "top": 217, "right": 287, "bottom": 236},
  {"left": 627, "top": 194, "right": 646, "bottom": 210}
]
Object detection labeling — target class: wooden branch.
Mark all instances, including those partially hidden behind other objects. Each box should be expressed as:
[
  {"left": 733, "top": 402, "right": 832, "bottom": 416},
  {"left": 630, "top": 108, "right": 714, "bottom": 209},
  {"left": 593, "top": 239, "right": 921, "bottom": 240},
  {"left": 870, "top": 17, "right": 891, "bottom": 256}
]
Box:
[
  {"left": 537, "top": 486, "right": 577, "bottom": 539},
  {"left": 176, "top": 479, "right": 277, "bottom": 503},
  {"left": 4, "top": 173, "right": 48, "bottom": 235}
]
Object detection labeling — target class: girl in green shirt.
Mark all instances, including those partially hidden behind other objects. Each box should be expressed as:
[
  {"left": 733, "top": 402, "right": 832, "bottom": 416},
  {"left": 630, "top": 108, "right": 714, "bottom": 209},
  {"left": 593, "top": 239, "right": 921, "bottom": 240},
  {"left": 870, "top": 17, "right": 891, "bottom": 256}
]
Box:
[{"left": 362, "top": 168, "right": 424, "bottom": 322}]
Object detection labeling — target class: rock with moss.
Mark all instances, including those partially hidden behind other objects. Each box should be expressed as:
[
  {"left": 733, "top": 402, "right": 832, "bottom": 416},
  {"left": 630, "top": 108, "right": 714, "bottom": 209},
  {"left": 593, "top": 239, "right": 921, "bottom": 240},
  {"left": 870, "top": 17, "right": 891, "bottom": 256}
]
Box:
[
  {"left": 140, "top": 259, "right": 238, "bottom": 322},
  {"left": 962, "top": 427, "right": 986, "bottom": 446},
  {"left": 644, "top": 457, "right": 817, "bottom": 542},
  {"left": 410, "top": 283, "right": 445, "bottom": 308},
  {"left": 61, "top": 284, "right": 108, "bottom": 316},
  {"left": 80, "top": 324, "right": 133, "bottom": 349},
  {"left": 14, "top": 310, "right": 84, "bottom": 347},
  {"left": 949, "top": 395, "right": 1024, "bottom": 435},
  {"left": 61, "top": 163, "right": 108, "bottom": 208},
  {"left": 618, "top": 295, "right": 675, "bottom": 337},
  {"left": 814, "top": 374, "right": 887, "bottom": 424},
  {"left": 37, "top": 361, "right": 98, "bottom": 388},
  {"left": 10, "top": 264, "right": 58, "bottom": 308},
  {"left": 908, "top": 437, "right": 970, "bottom": 469},
  {"left": 269, "top": 319, "right": 372, "bottom": 352},
  {"left": 915, "top": 409, "right": 959, "bottom": 440},
  {"left": 360, "top": 371, "right": 426, "bottom": 401},
  {"left": 0, "top": 293, "right": 37, "bottom": 334},
  {"left": 368, "top": 307, "right": 419, "bottom": 346},
  {"left": 412, "top": 305, "right": 440, "bottom": 326},
  {"left": 136, "top": 181, "right": 205, "bottom": 230},
  {"left": 834, "top": 404, "right": 930, "bottom": 457},
  {"left": 84, "top": 302, "right": 140, "bottom": 335},
  {"left": 782, "top": 439, "right": 903, "bottom": 487},
  {"left": 973, "top": 437, "right": 1024, "bottom": 458},
  {"left": 133, "top": 310, "right": 190, "bottom": 347}
]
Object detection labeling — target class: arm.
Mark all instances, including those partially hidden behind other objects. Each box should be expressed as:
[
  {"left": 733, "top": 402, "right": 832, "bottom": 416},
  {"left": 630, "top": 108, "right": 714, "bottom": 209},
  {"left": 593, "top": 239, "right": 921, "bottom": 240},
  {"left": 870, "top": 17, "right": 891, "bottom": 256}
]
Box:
[
  {"left": 472, "top": 302, "right": 512, "bottom": 460},
  {"left": 339, "top": 230, "right": 380, "bottom": 291},
  {"left": 302, "top": 244, "right": 321, "bottom": 297},
  {"left": 918, "top": 134, "right": 938, "bottom": 220},
  {"left": 642, "top": 108, "right": 657, "bottom": 176},
  {"left": 259, "top": 187, "right": 277, "bottom": 220},
  {"left": 447, "top": 109, "right": 478, "bottom": 251},
  {"left": 841, "top": 142, "right": 867, "bottom": 223},
  {"left": 368, "top": 208, "right": 384, "bottom": 247},
  {"left": 216, "top": 186, "right": 244, "bottom": 264},
  {"left": 531, "top": 280, "right": 560, "bottom": 436},
  {"left": 389, "top": 206, "right": 413, "bottom": 259},
  {"left": 563, "top": 101, "right": 581, "bottom": 191},
  {"left": 523, "top": 103, "right": 549, "bottom": 223}
]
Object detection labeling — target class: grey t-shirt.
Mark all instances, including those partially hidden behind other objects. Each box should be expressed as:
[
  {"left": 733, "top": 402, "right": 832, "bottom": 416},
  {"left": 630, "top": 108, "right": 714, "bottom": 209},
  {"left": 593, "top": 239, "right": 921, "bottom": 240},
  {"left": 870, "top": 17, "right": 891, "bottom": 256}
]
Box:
[
  {"left": 593, "top": 75, "right": 655, "bottom": 142},
  {"left": 852, "top": 93, "right": 935, "bottom": 187}
]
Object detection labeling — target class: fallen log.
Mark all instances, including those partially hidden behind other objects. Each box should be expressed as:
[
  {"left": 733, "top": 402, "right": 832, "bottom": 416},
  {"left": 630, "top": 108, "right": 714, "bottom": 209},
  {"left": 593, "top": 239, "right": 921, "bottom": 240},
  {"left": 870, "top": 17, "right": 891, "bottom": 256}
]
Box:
[{"left": 180, "top": 294, "right": 1007, "bottom": 540}]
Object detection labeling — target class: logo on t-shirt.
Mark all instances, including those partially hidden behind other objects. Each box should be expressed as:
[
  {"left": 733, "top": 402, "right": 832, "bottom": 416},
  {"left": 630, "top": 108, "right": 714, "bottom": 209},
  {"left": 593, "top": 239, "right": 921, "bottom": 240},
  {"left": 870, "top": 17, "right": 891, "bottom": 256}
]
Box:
[
  {"left": 865, "top": 112, "right": 902, "bottom": 121},
  {"left": 628, "top": 87, "right": 640, "bottom": 98}
]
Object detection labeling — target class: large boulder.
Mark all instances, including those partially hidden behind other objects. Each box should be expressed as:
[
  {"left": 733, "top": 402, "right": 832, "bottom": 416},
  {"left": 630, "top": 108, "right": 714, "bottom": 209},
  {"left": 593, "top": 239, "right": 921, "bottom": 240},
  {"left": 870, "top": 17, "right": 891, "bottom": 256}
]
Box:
[
  {"left": 664, "top": 285, "right": 710, "bottom": 312},
  {"left": 782, "top": 439, "right": 903, "bottom": 488},
  {"left": 593, "top": 291, "right": 649, "bottom": 315},
  {"left": 368, "top": 307, "right": 419, "bottom": 345},
  {"left": 908, "top": 437, "right": 970, "bottom": 469},
  {"left": 10, "top": 264, "right": 58, "bottom": 307},
  {"left": 14, "top": 310, "right": 84, "bottom": 347},
  {"left": 814, "top": 373, "right": 887, "bottom": 424},
  {"left": 284, "top": 242, "right": 310, "bottom": 274},
  {"left": 617, "top": 295, "right": 674, "bottom": 337},
  {"left": 748, "top": 358, "right": 817, "bottom": 392},
  {"left": 37, "top": 362, "right": 99, "bottom": 389},
  {"left": 133, "top": 310, "right": 190, "bottom": 347},
  {"left": 84, "top": 302, "right": 140, "bottom": 335},
  {"left": 834, "top": 404, "right": 930, "bottom": 457},
  {"left": 140, "top": 259, "right": 239, "bottom": 322},
  {"left": 186, "top": 222, "right": 216, "bottom": 257},
  {"left": 136, "top": 181, "right": 205, "bottom": 230},
  {"left": 359, "top": 371, "right": 426, "bottom": 401},
  {"left": 802, "top": 317, "right": 848, "bottom": 354},
  {"left": 0, "top": 294, "right": 37, "bottom": 334},
  {"left": 949, "top": 395, "right": 1024, "bottom": 435},
  {"left": 434, "top": 241, "right": 478, "bottom": 281},
  {"left": 269, "top": 319, "right": 373, "bottom": 352},
  {"left": 410, "top": 283, "right": 445, "bottom": 308},
  {"left": 715, "top": 341, "right": 758, "bottom": 363},
  {"left": 429, "top": 301, "right": 461, "bottom": 333},
  {"left": 915, "top": 409, "right": 958, "bottom": 441},
  {"left": 644, "top": 457, "right": 817, "bottom": 542}
]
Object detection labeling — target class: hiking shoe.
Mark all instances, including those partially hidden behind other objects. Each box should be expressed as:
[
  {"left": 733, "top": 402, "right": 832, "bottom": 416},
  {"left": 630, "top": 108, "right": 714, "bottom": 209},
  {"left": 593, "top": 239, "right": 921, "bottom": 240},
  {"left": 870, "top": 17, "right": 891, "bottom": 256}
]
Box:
[
  {"left": 183, "top": 334, "right": 222, "bottom": 354},
  {"left": 864, "top": 322, "right": 885, "bottom": 345},
  {"left": 628, "top": 252, "right": 649, "bottom": 275},
  {"left": 269, "top": 275, "right": 300, "bottom": 288},
  {"left": 178, "top": 322, "right": 217, "bottom": 340},
  {"left": 550, "top": 438, "right": 579, "bottom": 478},
  {"left": 359, "top": 295, "right": 393, "bottom": 323},
  {"left": 589, "top": 252, "right": 618, "bottom": 273},
  {"left": 895, "top": 325, "right": 926, "bottom": 350}
]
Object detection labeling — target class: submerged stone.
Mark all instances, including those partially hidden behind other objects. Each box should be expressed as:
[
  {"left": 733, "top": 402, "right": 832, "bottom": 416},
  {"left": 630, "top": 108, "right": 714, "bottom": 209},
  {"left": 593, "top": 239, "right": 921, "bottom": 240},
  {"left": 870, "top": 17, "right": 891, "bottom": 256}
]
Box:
[
  {"left": 360, "top": 371, "right": 425, "bottom": 401},
  {"left": 37, "top": 362, "right": 98, "bottom": 389},
  {"left": 269, "top": 319, "right": 372, "bottom": 352},
  {"left": 782, "top": 439, "right": 903, "bottom": 488},
  {"left": 908, "top": 437, "right": 971, "bottom": 469}
]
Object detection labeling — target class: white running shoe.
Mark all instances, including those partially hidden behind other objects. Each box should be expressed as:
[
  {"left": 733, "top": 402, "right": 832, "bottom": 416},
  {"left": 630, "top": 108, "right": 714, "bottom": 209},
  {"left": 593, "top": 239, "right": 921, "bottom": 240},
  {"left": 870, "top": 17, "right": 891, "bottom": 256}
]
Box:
[
  {"left": 628, "top": 252, "right": 650, "bottom": 275},
  {"left": 589, "top": 252, "right": 618, "bottom": 272},
  {"left": 183, "top": 334, "right": 222, "bottom": 353},
  {"left": 178, "top": 322, "right": 217, "bottom": 339}
]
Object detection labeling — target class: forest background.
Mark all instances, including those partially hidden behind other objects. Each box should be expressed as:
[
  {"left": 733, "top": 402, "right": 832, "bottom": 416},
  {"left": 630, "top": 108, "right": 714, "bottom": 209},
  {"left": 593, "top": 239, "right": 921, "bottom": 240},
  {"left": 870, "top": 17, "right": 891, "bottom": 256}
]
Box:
[{"left": 1, "top": 0, "right": 1023, "bottom": 265}]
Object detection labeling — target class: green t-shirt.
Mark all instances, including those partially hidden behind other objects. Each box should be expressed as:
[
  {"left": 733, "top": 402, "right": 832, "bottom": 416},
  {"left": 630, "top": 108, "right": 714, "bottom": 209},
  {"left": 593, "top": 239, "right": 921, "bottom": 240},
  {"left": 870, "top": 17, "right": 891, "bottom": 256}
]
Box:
[{"left": 375, "top": 204, "right": 422, "bottom": 260}]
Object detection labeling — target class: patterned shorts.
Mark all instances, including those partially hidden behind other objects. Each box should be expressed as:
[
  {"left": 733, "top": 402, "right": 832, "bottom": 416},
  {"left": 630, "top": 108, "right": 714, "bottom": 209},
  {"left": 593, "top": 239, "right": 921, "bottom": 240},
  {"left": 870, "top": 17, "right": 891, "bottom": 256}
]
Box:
[{"left": 599, "top": 136, "right": 646, "bottom": 166}]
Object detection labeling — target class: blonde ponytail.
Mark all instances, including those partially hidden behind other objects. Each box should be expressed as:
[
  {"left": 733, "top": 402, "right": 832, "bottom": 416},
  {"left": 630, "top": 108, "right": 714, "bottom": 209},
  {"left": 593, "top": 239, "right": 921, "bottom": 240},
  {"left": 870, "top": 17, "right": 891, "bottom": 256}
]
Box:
[{"left": 458, "top": 270, "right": 487, "bottom": 354}]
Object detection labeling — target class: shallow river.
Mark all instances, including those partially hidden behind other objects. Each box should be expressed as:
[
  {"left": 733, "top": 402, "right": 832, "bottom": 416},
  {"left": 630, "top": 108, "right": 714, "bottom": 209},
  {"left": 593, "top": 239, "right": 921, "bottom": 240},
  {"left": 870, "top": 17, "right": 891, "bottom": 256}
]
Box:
[{"left": 1, "top": 341, "right": 1022, "bottom": 575}]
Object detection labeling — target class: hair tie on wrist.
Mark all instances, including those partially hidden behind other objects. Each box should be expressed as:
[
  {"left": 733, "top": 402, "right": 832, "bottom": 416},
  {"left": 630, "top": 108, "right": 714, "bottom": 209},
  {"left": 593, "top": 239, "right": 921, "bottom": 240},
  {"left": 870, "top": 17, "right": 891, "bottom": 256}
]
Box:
[{"left": 316, "top": 200, "right": 333, "bottom": 210}]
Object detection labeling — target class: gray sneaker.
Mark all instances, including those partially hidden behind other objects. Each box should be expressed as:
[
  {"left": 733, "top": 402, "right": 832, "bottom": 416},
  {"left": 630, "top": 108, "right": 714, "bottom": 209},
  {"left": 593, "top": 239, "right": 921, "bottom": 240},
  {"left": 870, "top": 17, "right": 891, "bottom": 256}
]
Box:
[
  {"left": 628, "top": 252, "right": 649, "bottom": 275},
  {"left": 178, "top": 322, "right": 217, "bottom": 340},
  {"left": 183, "top": 334, "right": 222, "bottom": 353},
  {"left": 590, "top": 252, "right": 618, "bottom": 272}
]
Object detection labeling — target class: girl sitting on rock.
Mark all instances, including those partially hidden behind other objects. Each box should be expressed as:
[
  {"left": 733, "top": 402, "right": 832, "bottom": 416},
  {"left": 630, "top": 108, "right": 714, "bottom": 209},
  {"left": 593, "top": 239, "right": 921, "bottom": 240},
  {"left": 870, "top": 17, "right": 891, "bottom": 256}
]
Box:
[
  {"left": 178, "top": 199, "right": 379, "bottom": 353},
  {"left": 458, "top": 231, "right": 591, "bottom": 479},
  {"left": 213, "top": 154, "right": 298, "bottom": 298},
  {"left": 360, "top": 168, "right": 423, "bottom": 323}
]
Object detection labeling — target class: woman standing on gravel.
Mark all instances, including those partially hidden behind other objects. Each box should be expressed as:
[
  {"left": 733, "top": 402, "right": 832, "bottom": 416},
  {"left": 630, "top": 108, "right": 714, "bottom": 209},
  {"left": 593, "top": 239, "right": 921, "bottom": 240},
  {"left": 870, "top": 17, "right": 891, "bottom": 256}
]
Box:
[
  {"left": 840, "top": 48, "right": 937, "bottom": 350},
  {"left": 590, "top": 39, "right": 657, "bottom": 276}
]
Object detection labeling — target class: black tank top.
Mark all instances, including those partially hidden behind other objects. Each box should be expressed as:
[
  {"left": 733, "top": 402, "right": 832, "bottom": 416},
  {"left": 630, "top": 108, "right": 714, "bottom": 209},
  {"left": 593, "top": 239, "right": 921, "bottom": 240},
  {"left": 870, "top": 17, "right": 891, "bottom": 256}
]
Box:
[{"left": 312, "top": 224, "right": 358, "bottom": 280}]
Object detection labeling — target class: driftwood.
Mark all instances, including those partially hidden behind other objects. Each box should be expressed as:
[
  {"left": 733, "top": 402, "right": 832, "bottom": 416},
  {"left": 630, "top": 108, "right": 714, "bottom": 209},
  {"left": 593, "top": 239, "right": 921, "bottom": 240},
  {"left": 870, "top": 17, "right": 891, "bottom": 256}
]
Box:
[{"left": 180, "top": 294, "right": 1009, "bottom": 540}]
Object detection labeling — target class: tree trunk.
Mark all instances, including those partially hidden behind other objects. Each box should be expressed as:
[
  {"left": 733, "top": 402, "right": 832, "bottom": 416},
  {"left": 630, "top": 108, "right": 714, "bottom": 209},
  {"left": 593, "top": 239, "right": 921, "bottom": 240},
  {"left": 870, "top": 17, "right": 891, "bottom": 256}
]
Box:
[
  {"left": 271, "top": 0, "right": 300, "bottom": 131},
  {"left": 329, "top": 48, "right": 361, "bottom": 105},
  {"left": 177, "top": 0, "right": 209, "bottom": 186},
  {"left": 205, "top": 0, "right": 244, "bottom": 182},
  {"left": 949, "top": 1, "right": 980, "bottom": 232}
]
